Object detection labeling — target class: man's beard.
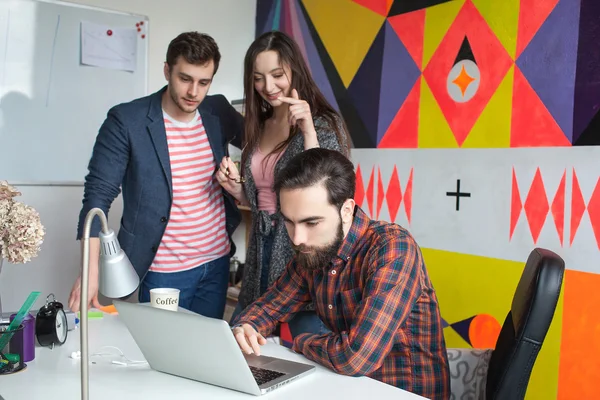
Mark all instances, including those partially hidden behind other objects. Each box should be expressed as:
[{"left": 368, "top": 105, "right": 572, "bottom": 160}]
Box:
[{"left": 293, "top": 221, "right": 344, "bottom": 271}]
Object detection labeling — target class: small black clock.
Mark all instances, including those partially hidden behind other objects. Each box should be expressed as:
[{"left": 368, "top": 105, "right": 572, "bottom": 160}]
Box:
[{"left": 35, "top": 294, "right": 68, "bottom": 348}]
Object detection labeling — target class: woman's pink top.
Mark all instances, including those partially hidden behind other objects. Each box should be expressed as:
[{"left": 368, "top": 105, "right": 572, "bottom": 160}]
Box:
[{"left": 251, "top": 147, "right": 285, "bottom": 215}]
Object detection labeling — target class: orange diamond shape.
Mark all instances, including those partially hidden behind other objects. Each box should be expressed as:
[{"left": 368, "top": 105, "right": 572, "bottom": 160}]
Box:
[
  {"left": 422, "top": 0, "right": 512, "bottom": 146},
  {"left": 586, "top": 178, "right": 600, "bottom": 249},
  {"left": 523, "top": 168, "right": 549, "bottom": 244},
  {"left": 355, "top": 165, "right": 365, "bottom": 208},
  {"left": 385, "top": 166, "right": 403, "bottom": 222}
]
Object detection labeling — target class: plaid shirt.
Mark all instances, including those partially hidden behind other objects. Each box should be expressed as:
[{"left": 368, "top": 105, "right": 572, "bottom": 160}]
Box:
[{"left": 235, "top": 207, "right": 450, "bottom": 399}]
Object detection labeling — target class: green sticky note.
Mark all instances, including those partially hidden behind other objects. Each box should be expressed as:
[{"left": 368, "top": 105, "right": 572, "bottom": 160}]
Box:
[{"left": 77, "top": 311, "right": 103, "bottom": 319}]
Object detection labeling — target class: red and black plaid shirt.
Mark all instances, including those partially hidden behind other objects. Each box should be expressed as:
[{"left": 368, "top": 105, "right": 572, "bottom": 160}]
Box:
[{"left": 235, "top": 207, "right": 450, "bottom": 399}]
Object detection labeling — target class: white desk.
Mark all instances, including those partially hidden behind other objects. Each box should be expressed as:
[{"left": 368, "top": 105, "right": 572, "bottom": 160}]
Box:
[{"left": 0, "top": 314, "right": 425, "bottom": 399}]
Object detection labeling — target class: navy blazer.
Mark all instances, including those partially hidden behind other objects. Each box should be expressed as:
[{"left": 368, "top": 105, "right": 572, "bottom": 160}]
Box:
[{"left": 77, "top": 86, "right": 243, "bottom": 280}]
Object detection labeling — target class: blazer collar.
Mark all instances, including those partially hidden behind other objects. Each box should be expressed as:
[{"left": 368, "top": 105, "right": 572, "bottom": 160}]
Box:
[
  {"left": 198, "top": 102, "right": 223, "bottom": 164},
  {"left": 146, "top": 86, "right": 224, "bottom": 194},
  {"left": 146, "top": 86, "right": 172, "bottom": 195},
  {"left": 147, "top": 85, "right": 167, "bottom": 122}
]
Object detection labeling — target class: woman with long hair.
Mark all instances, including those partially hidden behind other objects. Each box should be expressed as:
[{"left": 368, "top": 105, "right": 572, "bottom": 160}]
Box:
[{"left": 217, "top": 30, "right": 351, "bottom": 337}]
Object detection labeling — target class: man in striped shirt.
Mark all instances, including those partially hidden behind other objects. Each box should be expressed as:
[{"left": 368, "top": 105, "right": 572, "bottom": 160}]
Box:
[
  {"left": 69, "top": 32, "right": 243, "bottom": 318},
  {"left": 232, "top": 148, "right": 450, "bottom": 399}
]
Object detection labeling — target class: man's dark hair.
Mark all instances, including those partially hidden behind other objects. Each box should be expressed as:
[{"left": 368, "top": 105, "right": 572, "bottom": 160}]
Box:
[
  {"left": 274, "top": 148, "right": 355, "bottom": 209},
  {"left": 166, "top": 32, "right": 221, "bottom": 74}
]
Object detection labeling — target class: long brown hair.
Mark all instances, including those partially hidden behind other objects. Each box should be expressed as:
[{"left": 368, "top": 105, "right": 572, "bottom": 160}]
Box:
[{"left": 241, "top": 30, "right": 351, "bottom": 174}]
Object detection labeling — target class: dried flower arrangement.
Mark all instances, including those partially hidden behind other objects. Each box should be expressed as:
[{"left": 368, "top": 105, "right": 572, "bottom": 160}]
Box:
[{"left": 0, "top": 181, "right": 45, "bottom": 264}]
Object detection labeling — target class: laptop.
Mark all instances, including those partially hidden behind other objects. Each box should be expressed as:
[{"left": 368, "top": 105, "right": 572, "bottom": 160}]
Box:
[{"left": 113, "top": 301, "right": 316, "bottom": 396}]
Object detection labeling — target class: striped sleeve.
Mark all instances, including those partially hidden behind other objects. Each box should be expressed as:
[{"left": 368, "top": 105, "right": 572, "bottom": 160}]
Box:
[{"left": 293, "top": 234, "right": 422, "bottom": 376}]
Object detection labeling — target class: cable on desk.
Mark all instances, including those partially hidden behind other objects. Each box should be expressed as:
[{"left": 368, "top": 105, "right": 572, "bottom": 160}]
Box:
[{"left": 90, "top": 345, "right": 147, "bottom": 366}]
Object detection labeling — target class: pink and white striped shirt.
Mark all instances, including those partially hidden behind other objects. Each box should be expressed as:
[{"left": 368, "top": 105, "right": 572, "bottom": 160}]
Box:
[{"left": 149, "top": 110, "right": 230, "bottom": 273}]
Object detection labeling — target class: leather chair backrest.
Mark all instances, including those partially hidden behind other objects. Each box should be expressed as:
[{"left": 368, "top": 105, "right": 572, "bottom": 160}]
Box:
[{"left": 486, "top": 248, "right": 565, "bottom": 400}]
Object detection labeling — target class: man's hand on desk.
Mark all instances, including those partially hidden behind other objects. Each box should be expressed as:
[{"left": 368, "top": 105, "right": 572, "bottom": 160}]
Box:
[
  {"left": 69, "top": 237, "right": 103, "bottom": 312},
  {"left": 232, "top": 324, "right": 267, "bottom": 356},
  {"left": 68, "top": 274, "right": 102, "bottom": 312}
]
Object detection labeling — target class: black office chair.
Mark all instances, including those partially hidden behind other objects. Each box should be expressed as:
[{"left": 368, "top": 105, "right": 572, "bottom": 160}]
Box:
[
  {"left": 485, "top": 247, "right": 565, "bottom": 399},
  {"left": 447, "top": 248, "right": 565, "bottom": 400}
]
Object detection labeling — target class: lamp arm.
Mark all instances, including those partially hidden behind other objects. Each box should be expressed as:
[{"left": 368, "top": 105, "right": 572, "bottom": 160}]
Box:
[{"left": 80, "top": 207, "right": 108, "bottom": 400}]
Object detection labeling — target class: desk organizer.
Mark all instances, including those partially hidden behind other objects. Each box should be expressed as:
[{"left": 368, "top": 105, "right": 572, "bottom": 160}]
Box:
[{"left": 0, "top": 323, "right": 27, "bottom": 374}]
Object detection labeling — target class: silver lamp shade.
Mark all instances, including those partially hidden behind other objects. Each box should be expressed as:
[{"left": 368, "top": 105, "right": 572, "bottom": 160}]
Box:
[{"left": 98, "top": 229, "right": 139, "bottom": 299}]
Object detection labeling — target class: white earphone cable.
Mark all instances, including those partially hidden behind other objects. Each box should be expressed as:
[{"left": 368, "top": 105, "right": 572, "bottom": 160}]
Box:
[{"left": 71, "top": 345, "right": 147, "bottom": 366}]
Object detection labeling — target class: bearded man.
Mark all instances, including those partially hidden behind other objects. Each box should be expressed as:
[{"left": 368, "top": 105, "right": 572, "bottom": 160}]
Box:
[{"left": 231, "top": 148, "right": 450, "bottom": 399}]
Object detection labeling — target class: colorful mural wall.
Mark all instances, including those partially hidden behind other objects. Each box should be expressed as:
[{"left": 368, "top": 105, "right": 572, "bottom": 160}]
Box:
[{"left": 256, "top": 0, "right": 600, "bottom": 399}]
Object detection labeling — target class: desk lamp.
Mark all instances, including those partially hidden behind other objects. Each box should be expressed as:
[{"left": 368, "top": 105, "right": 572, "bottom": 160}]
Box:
[{"left": 80, "top": 208, "right": 139, "bottom": 400}]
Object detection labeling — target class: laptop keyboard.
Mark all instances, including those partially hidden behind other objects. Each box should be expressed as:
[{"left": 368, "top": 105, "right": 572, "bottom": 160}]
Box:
[{"left": 249, "top": 366, "right": 286, "bottom": 386}]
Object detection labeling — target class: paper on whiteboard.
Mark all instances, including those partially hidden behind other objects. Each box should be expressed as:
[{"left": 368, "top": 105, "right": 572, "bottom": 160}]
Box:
[{"left": 80, "top": 21, "right": 137, "bottom": 72}]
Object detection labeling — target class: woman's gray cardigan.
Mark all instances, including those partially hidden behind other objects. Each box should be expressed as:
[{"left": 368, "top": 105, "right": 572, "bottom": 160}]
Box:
[{"left": 237, "top": 117, "right": 346, "bottom": 310}]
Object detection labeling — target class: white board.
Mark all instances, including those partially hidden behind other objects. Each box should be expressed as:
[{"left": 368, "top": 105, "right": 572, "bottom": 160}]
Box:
[{"left": 0, "top": 0, "right": 148, "bottom": 183}]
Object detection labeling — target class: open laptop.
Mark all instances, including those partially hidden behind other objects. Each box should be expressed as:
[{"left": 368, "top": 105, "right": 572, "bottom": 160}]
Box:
[{"left": 113, "top": 300, "right": 315, "bottom": 396}]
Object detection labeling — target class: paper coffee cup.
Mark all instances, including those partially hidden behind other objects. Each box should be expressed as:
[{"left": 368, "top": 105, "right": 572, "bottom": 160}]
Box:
[{"left": 149, "top": 288, "right": 180, "bottom": 311}]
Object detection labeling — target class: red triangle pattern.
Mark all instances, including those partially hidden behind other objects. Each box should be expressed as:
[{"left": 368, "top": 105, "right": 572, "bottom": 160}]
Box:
[
  {"left": 510, "top": 167, "right": 523, "bottom": 240},
  {"left": 516, "top": 0, "right": 560, "bottom": 58},
  {"left": 404, "top": 168, "right": 413, "bottom": 224},
  {"left": 551, "top": 170, "right": 566, "bottom": 246},
  {"left": 354, "top": 164, "right": 413, "bottom": 223},
  {"left": 376, "top": 167, "right": 385, "bottom": 219},
  {"left": 511, "top": 67, "right": 571, "bottom": 147},
  {"left": 570, "top": 169, "right": 586, "bottom": 246},
  {"left": 512, "top": 167, "right": 569, "bottom": 245},
  {"left": 366, "top": 167, "right": 375, "bottom": 217},
  {"left": 569, "top": 170, "right": 600, "bottom": 249},
  {"left": 523, "top": 168, "right": 549, "bottom": 244},
  {"left": 586, "top": 177, "right": 600, "bottom": 249},
  {"left": 355, "top": 165, "right": 365, "bottom": 209},
  {"left": 386, "top": 166, "right": 403, "bottom": 222},
  {"left": 388, "top": 9, "right": 426, "bottom": 69},
  {"left": 378, "top": 78, "right": 420, "bottom": 148}
]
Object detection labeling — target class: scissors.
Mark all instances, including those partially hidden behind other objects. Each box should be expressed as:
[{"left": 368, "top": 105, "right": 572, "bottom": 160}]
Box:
[{"left": 224, "top": 136, "right": 245, "bottom": 184}]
